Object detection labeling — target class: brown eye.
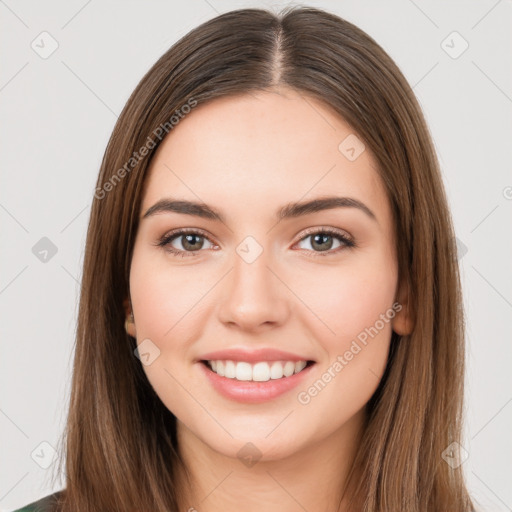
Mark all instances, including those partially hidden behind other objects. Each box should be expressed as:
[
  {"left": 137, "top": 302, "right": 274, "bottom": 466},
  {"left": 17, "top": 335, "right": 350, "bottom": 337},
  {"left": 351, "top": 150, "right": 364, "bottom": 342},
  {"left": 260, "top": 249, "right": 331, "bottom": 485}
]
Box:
[
  {"left": 179, "top": 233, "right": 206, "bottom": 251},
  {"left": 295, "top": 228, "right": 355, "bottom": 257},
  {"left": 157, "top": 229, "right": 215, "bottom": 257},
  {"left": 310, "top": 233, "right": 335, "bottom": 251}
]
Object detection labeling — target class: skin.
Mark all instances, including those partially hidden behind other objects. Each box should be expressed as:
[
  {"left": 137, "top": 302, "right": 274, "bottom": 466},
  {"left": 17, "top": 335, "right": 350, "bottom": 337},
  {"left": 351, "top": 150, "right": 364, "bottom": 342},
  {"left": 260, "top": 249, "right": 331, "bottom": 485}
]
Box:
[{"left": 125, "top": 87, "right": 412, "bottom": 512}]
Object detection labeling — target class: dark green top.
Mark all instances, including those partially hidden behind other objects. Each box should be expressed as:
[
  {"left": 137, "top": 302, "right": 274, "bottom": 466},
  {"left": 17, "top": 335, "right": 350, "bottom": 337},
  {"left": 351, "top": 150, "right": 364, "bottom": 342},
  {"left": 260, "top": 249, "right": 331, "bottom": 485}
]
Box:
[{"left": 12, "top": 490, "right": 63, "bottom": 512}]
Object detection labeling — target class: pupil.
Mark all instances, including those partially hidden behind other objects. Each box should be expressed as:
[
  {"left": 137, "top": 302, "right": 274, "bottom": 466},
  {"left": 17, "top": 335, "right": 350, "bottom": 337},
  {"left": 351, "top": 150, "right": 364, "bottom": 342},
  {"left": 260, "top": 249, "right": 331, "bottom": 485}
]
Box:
[
  {"left": 184, "top": 234, "right": 202, "bottom": 250},
  {"left": 312, "top": 233, "right": 332, "bottom": 251}
]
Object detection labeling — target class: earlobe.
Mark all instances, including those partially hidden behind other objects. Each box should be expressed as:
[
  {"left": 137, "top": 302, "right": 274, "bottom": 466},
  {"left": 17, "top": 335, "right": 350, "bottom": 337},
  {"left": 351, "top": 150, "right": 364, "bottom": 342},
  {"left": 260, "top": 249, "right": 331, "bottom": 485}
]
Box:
[
  {"left": 125, "top": 315, "right": 136, "bottom": 338},
  {"left": 123, "top": 297, "right": 136, "bottom": 338},
  {"left": 392, "top": 306, "right": 414, "bottom": 336},
  {"left": 392, "top": 282, "right": 414, "bottom": 336}
]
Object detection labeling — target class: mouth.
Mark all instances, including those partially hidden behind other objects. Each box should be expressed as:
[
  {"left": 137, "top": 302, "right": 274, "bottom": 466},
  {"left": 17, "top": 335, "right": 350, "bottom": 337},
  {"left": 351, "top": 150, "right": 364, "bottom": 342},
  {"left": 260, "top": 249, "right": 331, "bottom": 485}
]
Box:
[
  {"left": 201, "top": 359, "right": 316, "bottom": 382},
  {"left": 199, "top": 358, "right": 316, "bottom": 403}
]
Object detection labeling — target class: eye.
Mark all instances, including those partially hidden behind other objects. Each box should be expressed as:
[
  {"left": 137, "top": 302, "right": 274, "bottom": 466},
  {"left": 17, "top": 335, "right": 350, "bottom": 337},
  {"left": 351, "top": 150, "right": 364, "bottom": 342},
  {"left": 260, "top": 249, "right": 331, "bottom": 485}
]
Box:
[
  {"left": 294, "top": 227, "right": 355, "bottom": 257},
  {"left": 156, "top": 226, "right": 355, "bottom": 258},
  {"left": 156, "top": 228, "right": 216, "bottom": 258}
]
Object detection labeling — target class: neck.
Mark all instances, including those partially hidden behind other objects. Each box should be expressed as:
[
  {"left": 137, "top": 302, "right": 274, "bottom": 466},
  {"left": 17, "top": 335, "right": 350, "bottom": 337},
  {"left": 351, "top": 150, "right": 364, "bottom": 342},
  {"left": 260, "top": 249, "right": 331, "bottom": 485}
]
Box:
[{"left": 175, "top": 410, "right": 366, "bottom": 512}]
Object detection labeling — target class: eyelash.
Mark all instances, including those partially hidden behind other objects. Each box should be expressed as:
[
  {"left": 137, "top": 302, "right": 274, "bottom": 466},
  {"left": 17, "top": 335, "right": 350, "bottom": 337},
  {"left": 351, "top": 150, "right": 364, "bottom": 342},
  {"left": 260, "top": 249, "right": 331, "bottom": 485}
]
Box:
[{"left": 155, "top": 227, "right": 356, "bottom": 259}]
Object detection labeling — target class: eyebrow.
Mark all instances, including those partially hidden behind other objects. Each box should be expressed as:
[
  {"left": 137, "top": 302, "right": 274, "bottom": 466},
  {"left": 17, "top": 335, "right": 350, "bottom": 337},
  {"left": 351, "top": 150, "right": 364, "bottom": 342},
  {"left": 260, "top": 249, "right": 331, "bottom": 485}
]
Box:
[{"left": 142, "top": 195, "right": 377, "bottom": 223}]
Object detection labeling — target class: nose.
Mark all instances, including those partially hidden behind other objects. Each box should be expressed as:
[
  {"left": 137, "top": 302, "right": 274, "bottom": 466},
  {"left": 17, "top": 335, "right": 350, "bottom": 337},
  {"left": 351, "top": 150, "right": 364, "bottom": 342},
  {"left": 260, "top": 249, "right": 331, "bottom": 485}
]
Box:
[{"left": 217, "top": 244, "right": 290, "bottom": 332}]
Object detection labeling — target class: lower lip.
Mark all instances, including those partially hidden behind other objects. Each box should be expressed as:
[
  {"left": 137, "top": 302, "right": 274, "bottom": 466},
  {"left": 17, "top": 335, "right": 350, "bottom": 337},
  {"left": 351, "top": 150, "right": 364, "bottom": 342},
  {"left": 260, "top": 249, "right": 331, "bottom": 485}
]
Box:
[{"left": 198, "top": 361, "right": 315, "bottom": 404}]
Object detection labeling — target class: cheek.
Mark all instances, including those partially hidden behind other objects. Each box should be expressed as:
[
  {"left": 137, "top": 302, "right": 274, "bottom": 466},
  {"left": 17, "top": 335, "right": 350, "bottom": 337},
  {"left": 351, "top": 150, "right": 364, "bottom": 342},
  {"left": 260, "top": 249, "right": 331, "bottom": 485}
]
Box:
[
  {"left": 293, "top": 254, "right": 397, "bottom": 342},
  {"left": 128, "top": 253, "right": 204, "bottom": 412},
  {"left": 292, "top": 253, "right": 397, "bottom": 398},
  {"left": 129, "top": 248, "right": 211, "bottom": 348},
  {"left": 129, "top": 251, "right": 207, "bottom": 417}
]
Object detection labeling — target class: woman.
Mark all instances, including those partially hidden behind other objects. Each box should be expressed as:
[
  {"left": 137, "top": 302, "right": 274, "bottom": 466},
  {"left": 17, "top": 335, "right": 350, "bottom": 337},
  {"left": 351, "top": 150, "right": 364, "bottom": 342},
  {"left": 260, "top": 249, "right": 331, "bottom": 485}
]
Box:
[{"left": 15, "top": 6, "right": 475, "bottom": 511}]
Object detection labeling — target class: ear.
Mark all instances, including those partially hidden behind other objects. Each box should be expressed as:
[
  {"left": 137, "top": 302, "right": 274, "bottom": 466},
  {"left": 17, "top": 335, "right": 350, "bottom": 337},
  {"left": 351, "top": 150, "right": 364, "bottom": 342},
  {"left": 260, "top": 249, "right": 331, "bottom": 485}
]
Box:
[
  {"left": 391, "top": 280, "right": 414, "bottom": 336},
  {"left": 123, "top": 296, "right": 137, "bottom": 338}
]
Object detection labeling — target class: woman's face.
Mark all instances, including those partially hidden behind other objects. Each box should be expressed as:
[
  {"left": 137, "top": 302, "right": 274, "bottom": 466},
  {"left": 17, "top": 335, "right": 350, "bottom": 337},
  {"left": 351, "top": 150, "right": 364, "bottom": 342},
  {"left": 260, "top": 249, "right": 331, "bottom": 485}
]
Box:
[{"left": 127, "top": 88, "right": 410, "bottom": 461}]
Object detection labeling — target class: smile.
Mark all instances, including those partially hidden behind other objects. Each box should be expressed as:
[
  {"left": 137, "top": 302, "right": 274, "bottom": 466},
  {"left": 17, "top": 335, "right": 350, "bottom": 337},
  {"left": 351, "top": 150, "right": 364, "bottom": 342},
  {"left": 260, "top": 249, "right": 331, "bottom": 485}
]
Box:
[
  {"left": 199, "top": 359, "right": 316, "bottom": 403},
  {"left": 204, "top": 359, "right": 311, "bottom": 381}
]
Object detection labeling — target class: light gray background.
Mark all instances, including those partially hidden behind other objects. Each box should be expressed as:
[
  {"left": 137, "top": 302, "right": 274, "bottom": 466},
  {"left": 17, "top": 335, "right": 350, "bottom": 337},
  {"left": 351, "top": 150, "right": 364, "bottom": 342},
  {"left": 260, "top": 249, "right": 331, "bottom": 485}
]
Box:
[{"left": 1, "top": 1, "right": 511, "bottom": 510}]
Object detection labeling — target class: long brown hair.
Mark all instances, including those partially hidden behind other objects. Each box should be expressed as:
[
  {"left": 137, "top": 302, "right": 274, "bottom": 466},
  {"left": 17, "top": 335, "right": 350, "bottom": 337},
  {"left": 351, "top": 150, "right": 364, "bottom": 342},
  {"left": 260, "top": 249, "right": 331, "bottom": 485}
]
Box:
[{"left": 49, "top": 6, "right": 475, "bottom": 511}]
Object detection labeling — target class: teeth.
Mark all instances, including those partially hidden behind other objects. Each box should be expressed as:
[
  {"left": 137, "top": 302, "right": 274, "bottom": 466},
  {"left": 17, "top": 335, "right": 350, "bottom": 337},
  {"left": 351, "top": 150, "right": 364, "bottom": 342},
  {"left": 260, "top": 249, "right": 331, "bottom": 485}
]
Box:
[
  {"left": 236, "top": 362, "right": 252, "bottom": 381},
  {"left": 283, "top": 361, "right": 295, "bottom": 377},
  {"left": 295, "top": 360, "right": 307, "bottom": 373},
  {"left": 253, "top": 362, "right": 271, "bottom": 381},
  {"left": 207, "top": 359, "right": 309, "bottom": 381},
  {"left": 225, "top": 360, "right": 236, "bottom": 378},
  {"left": 270, "top": 361, "right": 283, "bottom": 379}
]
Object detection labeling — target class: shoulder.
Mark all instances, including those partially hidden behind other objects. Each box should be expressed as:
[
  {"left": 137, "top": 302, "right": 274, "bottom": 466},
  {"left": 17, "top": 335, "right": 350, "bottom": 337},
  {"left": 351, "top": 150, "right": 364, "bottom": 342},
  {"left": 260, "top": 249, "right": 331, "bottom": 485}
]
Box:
[{"left": 11, "top": 490, "right": 64, "bottom": 512}]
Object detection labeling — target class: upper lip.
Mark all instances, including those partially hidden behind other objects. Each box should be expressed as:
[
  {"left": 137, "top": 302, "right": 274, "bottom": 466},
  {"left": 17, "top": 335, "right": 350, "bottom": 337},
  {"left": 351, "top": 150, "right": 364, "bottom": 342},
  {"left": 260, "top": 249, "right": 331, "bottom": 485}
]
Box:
[{"left": 198, "top": 348, "right": 315, "bottom": 363}]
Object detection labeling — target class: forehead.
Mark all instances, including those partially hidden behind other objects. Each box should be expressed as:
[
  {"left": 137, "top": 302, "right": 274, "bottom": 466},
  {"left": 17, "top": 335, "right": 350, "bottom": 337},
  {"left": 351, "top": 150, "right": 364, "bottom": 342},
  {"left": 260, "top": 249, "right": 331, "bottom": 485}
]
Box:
[{"left": 141, "top": 89, "right": 388, "bottom": 222}]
